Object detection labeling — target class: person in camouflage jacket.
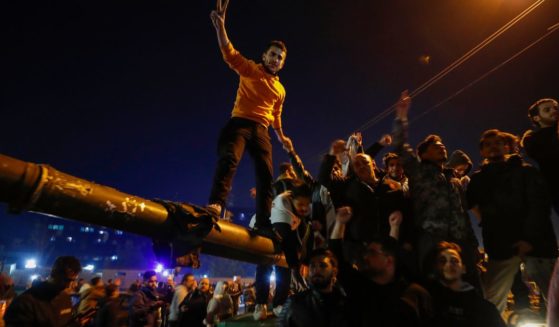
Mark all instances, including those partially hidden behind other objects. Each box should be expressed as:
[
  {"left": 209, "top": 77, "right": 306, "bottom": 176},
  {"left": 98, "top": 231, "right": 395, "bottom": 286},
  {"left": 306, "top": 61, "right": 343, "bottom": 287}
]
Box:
[{"left": 391, "top": 91, "right": 479, "bottom": 290}]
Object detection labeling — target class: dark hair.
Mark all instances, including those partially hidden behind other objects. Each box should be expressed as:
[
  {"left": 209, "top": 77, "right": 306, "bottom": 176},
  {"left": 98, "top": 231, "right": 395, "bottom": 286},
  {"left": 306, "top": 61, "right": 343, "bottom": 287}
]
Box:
[
  {"left": 367, "top": 236, "right": 399, "bottom": 259},
  {"left": 528, "top": 98, "right": 558, "bottom": 126},
  {"left": 181, "top": 273, "right": 194, "bottom": 284},
  {"left": 290, "top": 180, "right": 312, "bottom": 199},
  {"left": 90, "top": 276, "right": 102, "bottom": 286},
  {"left": 383, "top": 152, "right": 399, "bottom": 168},
  {"left": 417, "top": 135, "right": 443, "bottom": 157},
  {"left": 500, "top": 132, "right": 519, "bottom": 154},
  {"left": 266, "top": 40, "right": 287, "bottom": 54},
  {"left": 279, "top": 162, "right": 293, "bottom": 175},
  {"left": 309, "top": 248, "right": 338, "bottom": 268},
  {"left": 436, "top": 241, "right": 462, "bottom": 256},
  {"left": 50, "top": 256, "right": 81, "bottom": 278},
  {"left": 479, "top": 129, "right": 504, "bottom": 149},
  {"left": 143, "top": 270, "right": 157, "bottom": 281},
  {"left": 106, "top": 283, "right": 119, "bottom": 297}
]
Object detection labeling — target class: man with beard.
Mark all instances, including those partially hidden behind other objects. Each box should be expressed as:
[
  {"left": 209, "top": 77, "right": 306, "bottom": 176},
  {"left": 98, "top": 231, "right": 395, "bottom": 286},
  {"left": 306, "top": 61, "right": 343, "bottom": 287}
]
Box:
[
  {"left": 168, "top": 274, "right": 196, "bottom": 327},
  {"left": 5, "top": 256, "right": 84, "bottom": 327},
  {"left": 177, "top": 277, "right": 211, "bottom": 327},
  {"left": 392, "top": 91, "right": 479, "bottom": 289},
  {"left": 467, "top": 129, "right": 558, "bottom": 314},
  {"left": 329, "top": 207, "right": 430, "bottom": 327},
  {"left": 207, "top": 0, "right": 292, "bottom": 237},
  {"left": 129, "top": 271, "right": 165, "bottom": 327},
  {"left": 278, "top": 248, "right": 350, "bottom": 327},
  {"left": 522, "top": 98, "right": 559, "bottom": 215}
]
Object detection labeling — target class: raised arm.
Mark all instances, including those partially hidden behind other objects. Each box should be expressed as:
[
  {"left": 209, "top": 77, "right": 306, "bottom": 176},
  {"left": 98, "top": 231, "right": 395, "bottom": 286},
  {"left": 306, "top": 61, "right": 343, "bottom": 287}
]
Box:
[
  {"left": 392, "top": 90, "right": 421, "bottom": 175},
  {"left": 210, "top": 0, "right": 230, "bottom": 48},
  {"left": 283, "top": 143, "right": 315, "bottom": 185}
]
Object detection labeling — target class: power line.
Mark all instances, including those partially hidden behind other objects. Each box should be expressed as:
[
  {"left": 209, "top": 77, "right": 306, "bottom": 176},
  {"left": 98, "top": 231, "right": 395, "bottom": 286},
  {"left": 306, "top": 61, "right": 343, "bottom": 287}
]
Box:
[
  {"left": 355, "top": 0, "right": 545, "bottom": 133},
  {"left": 410, "top": 21, "right": 559, "bottom": 124}
]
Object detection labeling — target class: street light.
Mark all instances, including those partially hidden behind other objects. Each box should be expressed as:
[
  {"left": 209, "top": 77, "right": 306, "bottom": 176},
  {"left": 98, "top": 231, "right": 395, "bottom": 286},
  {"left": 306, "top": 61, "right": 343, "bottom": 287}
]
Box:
[{"left": 24, "top": 259, "right": 37, "bottom": 269}]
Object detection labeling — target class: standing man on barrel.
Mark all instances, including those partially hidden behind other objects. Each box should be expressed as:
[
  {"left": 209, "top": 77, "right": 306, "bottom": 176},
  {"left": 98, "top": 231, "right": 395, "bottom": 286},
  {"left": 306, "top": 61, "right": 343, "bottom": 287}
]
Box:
[{"left": 207, "top": 0, "right": 292, "bottom": 237}]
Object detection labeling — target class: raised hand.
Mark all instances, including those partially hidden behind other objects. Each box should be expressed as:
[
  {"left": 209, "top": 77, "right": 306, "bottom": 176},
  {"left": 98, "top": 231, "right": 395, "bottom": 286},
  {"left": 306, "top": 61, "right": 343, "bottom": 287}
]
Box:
[
  {"left": 379, "top": 134, "right": 392, "bottom": 147},
  {"left": 395, "top": 90, "right": 411, "bottom": 121},
  {"left": 388, "top": 210, "right": 403, "bottom": 228},
  {"left": 216, "top": 0, "right": 229, "bottom": 17},
  {"left": 336, "top": 206, "right": 353, "bottom": 224},
  {"left": 210, "top": 0, "right": 229, "bottom": 31},
  {"left": 210, "top": 10, "right": 224, "bottom": 30}
]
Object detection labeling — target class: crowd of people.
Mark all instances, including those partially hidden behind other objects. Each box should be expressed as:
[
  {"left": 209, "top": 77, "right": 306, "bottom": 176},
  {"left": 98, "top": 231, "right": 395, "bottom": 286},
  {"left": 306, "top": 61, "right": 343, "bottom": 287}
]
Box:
[
  {"left": 202, "top": 0, "right": 559, "bottom": 325},
  {"left": 1, "top": 0, "right": 558, "bottom": 326},
  {"left": 0, "top": 256, "right": 257, "bottom": 327}
]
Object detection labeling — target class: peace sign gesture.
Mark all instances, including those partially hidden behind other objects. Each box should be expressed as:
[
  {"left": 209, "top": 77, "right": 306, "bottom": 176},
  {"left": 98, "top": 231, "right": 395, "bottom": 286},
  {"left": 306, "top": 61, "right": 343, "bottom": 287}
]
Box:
[
  {"left": 210, "top": 0, "right": 229, "bottom": 30},
  {"left": 216, "top": 0, "right": 229, "bottom": 17}
]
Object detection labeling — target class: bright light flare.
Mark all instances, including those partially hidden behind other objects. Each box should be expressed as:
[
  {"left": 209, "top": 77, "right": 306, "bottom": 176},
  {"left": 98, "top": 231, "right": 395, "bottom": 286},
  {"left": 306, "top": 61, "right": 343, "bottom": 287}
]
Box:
[{"left": 25, "top": 259, "right": 37, "bottom": 269}]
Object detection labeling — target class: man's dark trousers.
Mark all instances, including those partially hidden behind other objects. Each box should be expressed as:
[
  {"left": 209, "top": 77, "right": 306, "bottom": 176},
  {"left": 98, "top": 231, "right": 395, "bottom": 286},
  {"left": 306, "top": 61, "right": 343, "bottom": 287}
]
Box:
[{"left": 209, "top": 117, "right": 273, "bottom": 227}]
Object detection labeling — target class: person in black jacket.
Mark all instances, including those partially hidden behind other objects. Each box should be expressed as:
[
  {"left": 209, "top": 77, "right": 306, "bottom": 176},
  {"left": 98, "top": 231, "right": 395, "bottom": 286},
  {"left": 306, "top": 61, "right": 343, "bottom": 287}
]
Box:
[
  {"left": 128, "top": 271, "right": 165, "bottom": 327},
  {"left": 278, "top": 248, "right": 350, "bottom": 327},
  {"left": 467, "top": 129, "right": 558, "bottom": 314},
  {"left": 95, "top": 284, "right": 127, "bottom": 327},
  {"left": 319, "top": 146, "right": 405, "bottom": 269},
  {"left": 427, "top": 241, "right": 505, "bottom": 327},
  {"left": 329, "top": 207, "right": 431, "bottom": 327},
  {"left": 177, "top": 278, "right": 211, "bottom": 327},
  {"left": 4, "top": 256, "right": 84, "bottom": 327},
  {"left": 521, "top": 98, "right": 559, "bottom": 214}
]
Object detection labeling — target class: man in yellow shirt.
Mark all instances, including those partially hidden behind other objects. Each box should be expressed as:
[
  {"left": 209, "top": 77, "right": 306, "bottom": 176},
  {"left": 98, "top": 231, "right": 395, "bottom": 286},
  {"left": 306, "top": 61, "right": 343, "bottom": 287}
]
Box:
[{"left": 208, "top": 0, "right": 292, "bottom": 233}]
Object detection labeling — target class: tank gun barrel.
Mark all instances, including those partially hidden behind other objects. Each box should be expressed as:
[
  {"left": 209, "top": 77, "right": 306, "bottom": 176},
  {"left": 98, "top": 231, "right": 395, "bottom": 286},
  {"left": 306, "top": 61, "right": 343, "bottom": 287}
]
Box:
[{"left": 0, "top": 153, "right": 286, "bottom": 267}]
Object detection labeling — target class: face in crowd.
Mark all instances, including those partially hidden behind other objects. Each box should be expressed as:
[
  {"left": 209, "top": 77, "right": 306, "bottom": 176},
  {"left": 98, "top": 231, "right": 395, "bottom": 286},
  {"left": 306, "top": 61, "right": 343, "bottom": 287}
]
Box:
[
  {"left": 386, "top": 157, "right": 404, "bottom": 180},
  {"left": 534, "top": 100, "right": 558, "bottom": 127},
  {"left": 199, "top": 278, "right": 211, "bottom": 293},
  {"left": 146, "top": 275, "right": 158, "bottom": 290},
  {"left": 361, "top": 242, "right": 393, "bottom": 279},
  {"left": 480, "top": 134, "right": 506, "bottom": 161},
  {"left": 292, "top": 195, "right": 311, "bottom": 218},
  {"left": 52, "top": 268, "right": 80, "bottom": 291},
  {"left": 184, "top": 275, "right": 197, "bottom": 291},
  {"left": 353, "top": 154, "right": 376, "bottom": 182},
  {"left": 421, "top": 140, "right": 447, "bottom": 164},
  {"left": 435, "top": 248, "right": 465, "bottom": 285},
  {"left": 308, "top": 254, "right": 337, "bottom": 290}
]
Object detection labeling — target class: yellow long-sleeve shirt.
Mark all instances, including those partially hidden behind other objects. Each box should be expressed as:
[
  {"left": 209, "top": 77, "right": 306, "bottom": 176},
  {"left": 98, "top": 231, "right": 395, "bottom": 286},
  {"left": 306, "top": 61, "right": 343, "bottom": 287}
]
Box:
[{"left": 221, "top": 42, "right": 285, "bottom": 130}]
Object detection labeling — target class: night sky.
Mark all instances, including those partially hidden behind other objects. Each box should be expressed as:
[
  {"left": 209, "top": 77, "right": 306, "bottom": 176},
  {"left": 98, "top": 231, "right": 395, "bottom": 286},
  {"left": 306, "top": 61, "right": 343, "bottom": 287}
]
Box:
[{"left": 2, "top": 1, "right": 559, "bottom": 246}]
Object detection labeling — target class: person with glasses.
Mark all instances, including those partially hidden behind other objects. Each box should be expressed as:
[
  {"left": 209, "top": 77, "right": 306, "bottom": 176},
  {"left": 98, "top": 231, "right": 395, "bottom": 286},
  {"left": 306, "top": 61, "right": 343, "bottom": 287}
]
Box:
[{"left": 4, "top": 256, "right": 84, "bottom": 327}]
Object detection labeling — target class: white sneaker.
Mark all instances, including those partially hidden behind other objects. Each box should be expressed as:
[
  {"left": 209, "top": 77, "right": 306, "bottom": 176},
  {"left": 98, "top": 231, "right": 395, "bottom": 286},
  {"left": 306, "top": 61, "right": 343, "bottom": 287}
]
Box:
[
  {"left": 272, "top": 305, "right": 283, "bottom": 317},
  {"left": 253, "top": 304, "right": 267, "bottom": 321}
]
